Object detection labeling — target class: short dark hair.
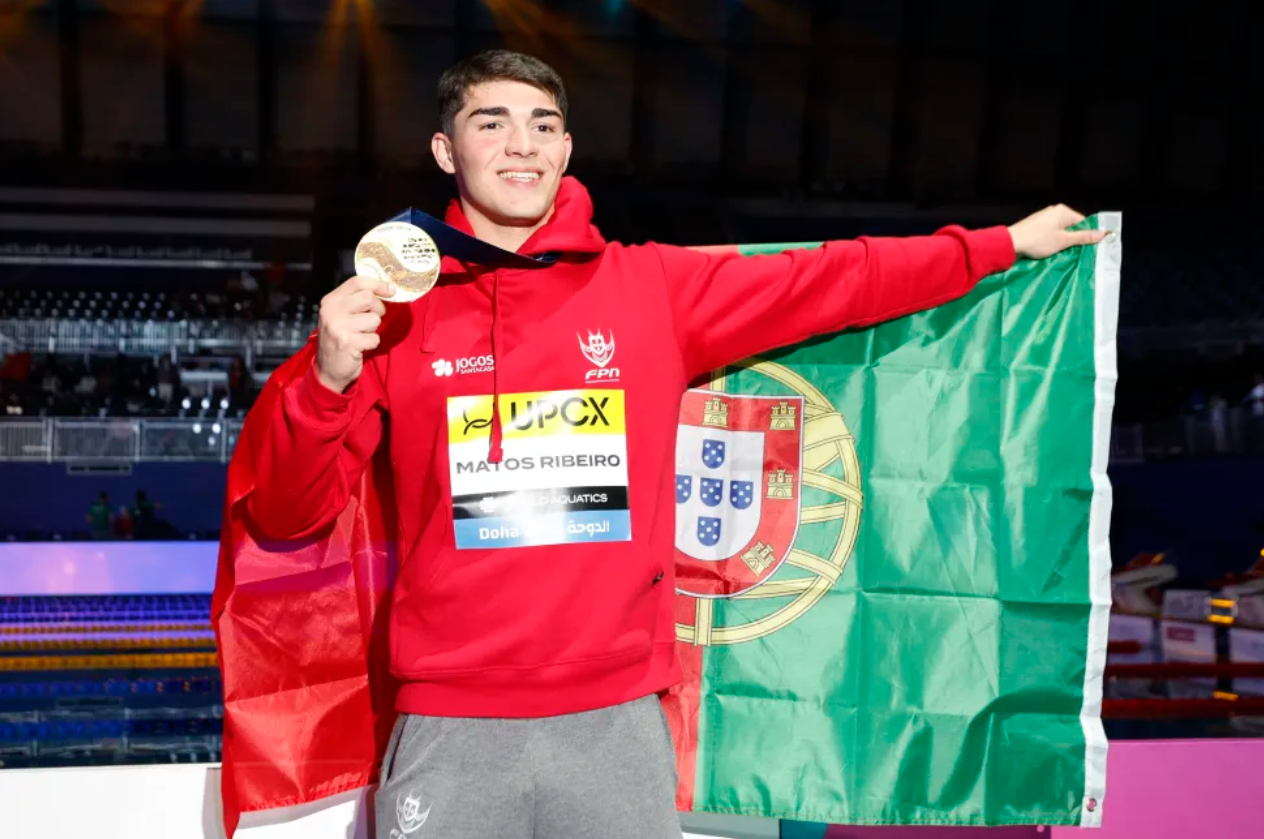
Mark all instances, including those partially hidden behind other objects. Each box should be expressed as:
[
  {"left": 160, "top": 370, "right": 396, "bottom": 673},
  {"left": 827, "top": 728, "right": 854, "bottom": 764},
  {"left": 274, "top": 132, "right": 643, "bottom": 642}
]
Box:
[{"left": 438, "top": 49, "right": 568, "bottom": 137}]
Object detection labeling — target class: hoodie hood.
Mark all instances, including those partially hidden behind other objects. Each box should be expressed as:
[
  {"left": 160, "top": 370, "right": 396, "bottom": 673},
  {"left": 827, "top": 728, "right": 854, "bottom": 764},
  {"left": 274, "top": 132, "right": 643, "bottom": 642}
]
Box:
[{"left": 438, "top": 176, "right": 607, "bottom": 273}]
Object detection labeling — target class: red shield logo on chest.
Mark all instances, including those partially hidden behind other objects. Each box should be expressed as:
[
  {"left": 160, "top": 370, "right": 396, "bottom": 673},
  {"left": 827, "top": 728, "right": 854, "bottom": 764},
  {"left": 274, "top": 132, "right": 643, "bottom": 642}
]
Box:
[{"left": 673, "top": 390, "right": 803, "bottom": 598}]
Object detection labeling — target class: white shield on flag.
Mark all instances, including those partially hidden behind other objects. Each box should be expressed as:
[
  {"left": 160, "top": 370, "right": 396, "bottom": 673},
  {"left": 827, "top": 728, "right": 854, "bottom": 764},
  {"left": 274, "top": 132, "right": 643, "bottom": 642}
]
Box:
[
  {"left": 673, "top": 389, "right": 804, "bottom": 599},
  {"left": 675, "top": 424, "right": 764, "bottom": 561}
]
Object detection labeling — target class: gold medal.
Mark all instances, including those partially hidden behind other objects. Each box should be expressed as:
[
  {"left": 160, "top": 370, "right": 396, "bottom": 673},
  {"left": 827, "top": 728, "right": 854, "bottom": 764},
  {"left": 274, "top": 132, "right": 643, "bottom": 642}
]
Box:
[{"left": 354, "top": 221, "right": 441, "bottom": 303}]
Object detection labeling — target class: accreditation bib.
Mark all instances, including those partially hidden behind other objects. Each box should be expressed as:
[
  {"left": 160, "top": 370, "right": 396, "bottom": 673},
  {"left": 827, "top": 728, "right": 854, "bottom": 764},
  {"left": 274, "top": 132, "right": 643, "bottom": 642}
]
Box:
[{"left": 447, "top": 389, "right": 632, "bottom": 549}]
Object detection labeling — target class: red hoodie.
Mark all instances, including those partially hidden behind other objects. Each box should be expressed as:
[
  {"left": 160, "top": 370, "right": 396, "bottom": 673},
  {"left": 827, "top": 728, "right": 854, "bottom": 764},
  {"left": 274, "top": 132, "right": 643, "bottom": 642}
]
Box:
[{"left": 247, "top": 176, "right": 1015, "bottom": 719}]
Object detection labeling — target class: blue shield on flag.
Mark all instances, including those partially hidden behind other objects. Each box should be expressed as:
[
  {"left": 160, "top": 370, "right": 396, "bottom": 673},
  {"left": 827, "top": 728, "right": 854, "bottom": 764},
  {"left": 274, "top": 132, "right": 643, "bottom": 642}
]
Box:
[
  {"left": 702, "top": 439, "right": 726, "bottom": 469},
  {"left": 698, "top": 517, "right": 722, "bottom": 547},
  {"left": 700, "top": 478, "right": 724, "bottom": 508},
  {"left": 675, "top": 425, "right": 765, "bottom": 562}
]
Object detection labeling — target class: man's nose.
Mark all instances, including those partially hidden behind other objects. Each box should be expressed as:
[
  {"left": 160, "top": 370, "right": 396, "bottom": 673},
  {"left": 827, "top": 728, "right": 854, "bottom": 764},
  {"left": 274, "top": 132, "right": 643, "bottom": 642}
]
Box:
[{"left": 504, "top": 124, "right": 537, "bottom": 157}]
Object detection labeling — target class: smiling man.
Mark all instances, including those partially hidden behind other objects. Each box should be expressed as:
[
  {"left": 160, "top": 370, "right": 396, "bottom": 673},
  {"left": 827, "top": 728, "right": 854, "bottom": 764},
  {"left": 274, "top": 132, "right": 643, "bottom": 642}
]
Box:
[
  {"left": 430, "top": 68, "right": 572, "bottom": 254},
  {"left": 245, "top": 50, "right": 1107, "bottom": 839}
]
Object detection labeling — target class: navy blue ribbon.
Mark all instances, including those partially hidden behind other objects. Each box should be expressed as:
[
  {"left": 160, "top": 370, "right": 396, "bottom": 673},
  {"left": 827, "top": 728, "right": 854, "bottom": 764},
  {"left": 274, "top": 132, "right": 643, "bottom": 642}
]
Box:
[{"left": 388, "top": 208, "right": 559, "bottom": 269}]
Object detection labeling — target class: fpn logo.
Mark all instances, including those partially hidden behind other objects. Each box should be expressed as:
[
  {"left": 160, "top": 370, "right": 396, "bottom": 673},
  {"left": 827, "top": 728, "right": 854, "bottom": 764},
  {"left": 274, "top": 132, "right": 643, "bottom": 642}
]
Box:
[{"left": 579, "top": 329, "right": 620, "bottom": 382}]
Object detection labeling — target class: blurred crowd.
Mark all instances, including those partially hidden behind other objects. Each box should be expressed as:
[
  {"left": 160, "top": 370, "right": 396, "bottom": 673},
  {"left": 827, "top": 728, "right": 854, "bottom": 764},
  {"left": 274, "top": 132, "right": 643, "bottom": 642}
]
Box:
[
  {"left": 1116, "top": 347, "right": 1264, "bottom": 423},
  {"left": 85, "top": 489, "right": 177, "bottom": 541},
  {"left": 1192, "top": 371, "right": 1264, "bottom": 454},
  {"left": 0, "top": 351, "right": 256, "bottom": 418},
  {"left": 0, "top": 270, "right": 313, "bottom": 324}
]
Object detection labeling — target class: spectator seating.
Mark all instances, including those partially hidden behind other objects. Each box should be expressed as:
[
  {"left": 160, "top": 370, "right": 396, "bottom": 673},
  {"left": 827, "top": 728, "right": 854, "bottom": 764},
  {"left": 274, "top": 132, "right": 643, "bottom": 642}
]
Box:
[
  {"left": 1119, "top": 242, "right": 1264, "bottom": 328},
  {"left": 0, "top": 285, "right": 318, "bottom": 323}
]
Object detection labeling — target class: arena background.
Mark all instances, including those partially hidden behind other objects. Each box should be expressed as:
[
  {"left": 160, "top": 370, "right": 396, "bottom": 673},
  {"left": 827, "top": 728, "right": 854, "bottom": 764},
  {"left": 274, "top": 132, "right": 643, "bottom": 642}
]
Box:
[{"left": 0, "top": 1, "right": 1262, "bottom": 837}]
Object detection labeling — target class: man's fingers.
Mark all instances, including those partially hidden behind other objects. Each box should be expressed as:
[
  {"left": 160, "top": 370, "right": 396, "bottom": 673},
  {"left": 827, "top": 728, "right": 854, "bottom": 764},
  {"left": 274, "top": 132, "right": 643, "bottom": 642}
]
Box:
[
  {"left": 346, "top": 288, "right": 387, "bottom": 315},
  {"left": 344, "top": 312, "right": 383, "bottom": 334},
  {"left": 1067, "top": 229, "right": 1107, "bottom": 247},
  {"left": 347, "top": 275, "right": 395, "bottom": 298},
  {"left": 355, "top": 332, "right": 382, "bottom": 352}
]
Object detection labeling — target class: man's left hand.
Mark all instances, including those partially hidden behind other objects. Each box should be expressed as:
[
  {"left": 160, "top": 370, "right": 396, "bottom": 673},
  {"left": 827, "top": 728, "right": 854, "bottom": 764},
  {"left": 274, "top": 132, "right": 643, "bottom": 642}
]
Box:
[{"left": 1008, "top": 204, "right": 1111, "bottom": 260}]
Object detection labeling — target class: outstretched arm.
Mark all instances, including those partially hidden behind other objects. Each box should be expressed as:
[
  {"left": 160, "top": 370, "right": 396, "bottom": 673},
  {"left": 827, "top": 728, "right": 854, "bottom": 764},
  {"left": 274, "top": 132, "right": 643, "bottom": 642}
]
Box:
[{"left": 658, "top": 204, "right": 1105, "bottom": 379}]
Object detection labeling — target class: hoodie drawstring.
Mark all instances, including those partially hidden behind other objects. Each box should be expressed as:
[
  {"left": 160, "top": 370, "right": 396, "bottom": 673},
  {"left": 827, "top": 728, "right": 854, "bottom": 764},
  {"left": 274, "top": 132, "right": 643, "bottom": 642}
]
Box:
[{"left": 488, "top": 270, "right": 505, "bottom": 464}]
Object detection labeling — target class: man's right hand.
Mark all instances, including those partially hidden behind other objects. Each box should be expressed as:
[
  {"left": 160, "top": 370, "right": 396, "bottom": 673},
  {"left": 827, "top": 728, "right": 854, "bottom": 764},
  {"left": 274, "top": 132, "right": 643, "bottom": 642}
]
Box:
[{"left": 316, "top": 275, "right": 395, "bottom": 393}]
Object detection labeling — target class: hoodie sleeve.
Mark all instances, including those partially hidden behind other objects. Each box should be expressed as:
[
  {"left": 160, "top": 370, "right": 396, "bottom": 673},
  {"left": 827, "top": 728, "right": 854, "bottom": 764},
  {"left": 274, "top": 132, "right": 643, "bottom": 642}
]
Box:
[
  {"left": 247, "top": 358, "right": 386, "bottom": 540},
  {"left": 654, "top": 226, "right": 1015, "bottom": 381}
]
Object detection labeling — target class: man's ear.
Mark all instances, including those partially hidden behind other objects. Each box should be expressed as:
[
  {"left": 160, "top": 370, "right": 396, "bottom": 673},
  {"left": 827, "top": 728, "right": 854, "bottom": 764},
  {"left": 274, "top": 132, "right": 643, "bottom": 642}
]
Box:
[
  {"left": 562, "top": 132, "right": 572, "bottom": 174},
  {"left": 431, "top": 133, "right": 456, "bottom": 175}
]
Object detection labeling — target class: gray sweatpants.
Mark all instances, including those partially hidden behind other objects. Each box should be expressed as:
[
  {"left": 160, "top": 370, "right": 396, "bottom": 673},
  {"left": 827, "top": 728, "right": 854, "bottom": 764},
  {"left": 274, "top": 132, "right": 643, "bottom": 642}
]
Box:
[{"left": 374, "top": 693, "right": 683, "bottom": 839}]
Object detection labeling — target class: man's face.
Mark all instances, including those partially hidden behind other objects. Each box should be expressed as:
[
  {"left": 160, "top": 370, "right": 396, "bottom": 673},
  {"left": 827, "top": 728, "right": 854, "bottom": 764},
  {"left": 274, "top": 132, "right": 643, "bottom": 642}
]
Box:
[{"left": 432, "top": 80, "right": 572, "bottom": 229}]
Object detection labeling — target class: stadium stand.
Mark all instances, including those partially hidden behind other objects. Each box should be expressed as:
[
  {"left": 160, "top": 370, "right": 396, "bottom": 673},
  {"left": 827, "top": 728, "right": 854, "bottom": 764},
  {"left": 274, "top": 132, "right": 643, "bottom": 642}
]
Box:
[
  {"left": 0, "top": 186, "right": 317, "bottom": 435},
  {"left": 1119, "top": 242, "right": 1264, "bottom": 329},
  {"left": 1, "top": 246, "right": 1261, "bottom": 446}
]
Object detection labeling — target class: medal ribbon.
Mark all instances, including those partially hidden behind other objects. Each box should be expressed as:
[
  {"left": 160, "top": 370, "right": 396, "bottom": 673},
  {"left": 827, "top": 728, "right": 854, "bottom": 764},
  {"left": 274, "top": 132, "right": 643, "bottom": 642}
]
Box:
[{"left": 387, "top": 207, "right": 559, "bottom": 269}]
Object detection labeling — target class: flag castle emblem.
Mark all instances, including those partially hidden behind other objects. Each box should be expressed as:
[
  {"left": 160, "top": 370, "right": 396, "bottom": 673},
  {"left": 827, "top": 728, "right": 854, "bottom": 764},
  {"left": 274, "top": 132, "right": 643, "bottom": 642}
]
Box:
[
  {"left": 769, "top": 400, "right": 797, "bottom": 431},
  {"left": 702, "top": 397, "right": 729, "bottom": 428},
  {"left": 673, "top": 358, "right": 863, "bottom": 645},
  {"left": 767, "top": 469, "right": 794, "bottom": 500}
]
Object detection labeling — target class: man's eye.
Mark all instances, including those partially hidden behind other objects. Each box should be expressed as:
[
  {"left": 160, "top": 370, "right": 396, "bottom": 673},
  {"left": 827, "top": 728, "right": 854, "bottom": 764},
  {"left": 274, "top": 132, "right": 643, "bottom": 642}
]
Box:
[
  {"left": 480, "top": 122, "right": 501, "bottom": 130},
  {"left": 535, "top": 125, "right": 556, "bottom": 133}
]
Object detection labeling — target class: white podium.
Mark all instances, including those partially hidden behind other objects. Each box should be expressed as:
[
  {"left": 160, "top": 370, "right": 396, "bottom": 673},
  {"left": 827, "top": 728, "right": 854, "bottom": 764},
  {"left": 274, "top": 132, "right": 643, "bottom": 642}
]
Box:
[{"left": 0, "top": 764, "right": 778, "bottom": 839}]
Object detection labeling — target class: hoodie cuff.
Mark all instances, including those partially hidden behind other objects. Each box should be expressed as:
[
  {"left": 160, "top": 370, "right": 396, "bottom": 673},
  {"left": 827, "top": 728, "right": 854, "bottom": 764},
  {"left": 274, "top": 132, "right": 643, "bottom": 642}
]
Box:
[
  {"left": 284, "top": 358, "right": 356, "bottom": 434},
  {"left": 965, "top": 225, "right": 1018, "bottom": 279}
]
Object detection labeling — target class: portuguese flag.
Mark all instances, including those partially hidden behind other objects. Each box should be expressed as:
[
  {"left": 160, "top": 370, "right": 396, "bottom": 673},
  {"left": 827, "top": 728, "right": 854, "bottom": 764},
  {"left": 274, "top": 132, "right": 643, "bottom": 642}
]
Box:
[
  {"left": 664, "top": 214, "right": 1120, "bottom": 828},
  {"left": 214, "top": 214, "right": 1120, "bottom": 835}
]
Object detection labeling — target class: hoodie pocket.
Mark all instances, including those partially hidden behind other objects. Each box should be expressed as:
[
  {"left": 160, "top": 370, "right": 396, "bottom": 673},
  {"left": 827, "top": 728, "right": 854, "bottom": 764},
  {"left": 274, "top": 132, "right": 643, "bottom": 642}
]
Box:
[
  {"left": 640, "top": 545, "right": 667, "bottom": 591},
  {"left": 393, "top": 538, "right": 667, "bottom": 679}
]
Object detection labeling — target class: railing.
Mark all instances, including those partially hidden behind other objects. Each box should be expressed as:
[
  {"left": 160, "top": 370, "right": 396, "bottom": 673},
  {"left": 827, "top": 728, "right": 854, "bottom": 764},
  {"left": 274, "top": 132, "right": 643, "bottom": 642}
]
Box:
[
  {"left": 1, "top": 412, "right": 1259, "bottom": 465},
  {"left": 7, "top": 318, "right": 1261, "bottom": 356},
  {"left": 0, "top": 421, "right": 50, "bottom": 461},
  {"left": 0, "top": 419, "right": 244, "bottom": 463},
  {"left": 0, "top": 404, "right": 1258, "bottom": 467},
  {"left": 0, "top": 318, "right": 314, "bottom": 356}
]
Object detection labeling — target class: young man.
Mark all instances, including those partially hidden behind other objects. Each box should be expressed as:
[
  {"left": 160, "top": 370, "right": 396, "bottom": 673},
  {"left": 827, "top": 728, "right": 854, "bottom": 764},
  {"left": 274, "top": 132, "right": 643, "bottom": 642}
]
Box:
[{"left": 247, "top": 50, "right": 1106, "bottom": 839}]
